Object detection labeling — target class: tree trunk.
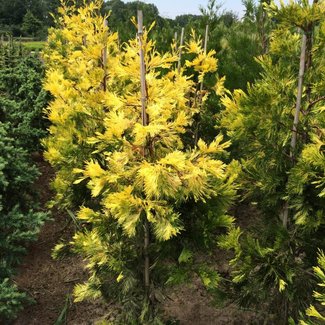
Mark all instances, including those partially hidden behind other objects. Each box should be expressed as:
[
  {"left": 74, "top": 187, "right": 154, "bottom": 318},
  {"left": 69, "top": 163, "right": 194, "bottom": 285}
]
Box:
[{"left": 258, "top": 0, "right": 270, "bottom": 54}]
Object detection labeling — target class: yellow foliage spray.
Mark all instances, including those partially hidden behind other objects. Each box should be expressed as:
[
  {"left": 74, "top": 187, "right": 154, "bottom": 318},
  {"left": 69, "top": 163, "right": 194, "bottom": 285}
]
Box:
[{"left": 44, "top": 0, "right": 238, "bottom": 321}]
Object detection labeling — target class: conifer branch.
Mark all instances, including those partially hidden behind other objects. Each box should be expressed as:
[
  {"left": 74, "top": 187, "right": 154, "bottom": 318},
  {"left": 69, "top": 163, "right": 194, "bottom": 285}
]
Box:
[{"left": 307, "top": 95, "right": 325, "bottom": 111}]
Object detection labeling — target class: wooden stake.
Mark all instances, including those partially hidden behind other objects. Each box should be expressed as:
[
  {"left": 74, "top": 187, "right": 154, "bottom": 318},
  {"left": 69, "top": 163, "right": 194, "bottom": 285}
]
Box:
[
  {"left": 282, "top": 32, "right": 307, "bottom": 229},
  {"left": 194, "top": 25, "right": 209, "bottom": 146},
  {"left": 290, "top": 32, "right": 307, "bottom": 160},
  {"left": 203, "top": 24, "right": 209, "bottom": 54},
  {"left": 102, "top": 19, "right": 108, "bottom": 91},
  {"left": 177, "top": 27, "right": 185, "bottom": 74},
  {"left": 138, "top": 11, "right": 148, "bottom": 127},
  {"left": 137, "top": 10, "right": 150, "bottom": 298},
  {"left": 200, "top": 24, "right": 209, "bottom": 93},
  {"left": 281, "top": 201, "right": 289, "bottom": 229}
]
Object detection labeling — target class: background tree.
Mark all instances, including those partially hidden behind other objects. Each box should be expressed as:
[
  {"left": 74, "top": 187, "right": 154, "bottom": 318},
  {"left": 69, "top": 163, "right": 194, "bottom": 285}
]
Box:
[
  {"left": 0, "top": 0, "right": 27, "bottom": 35},
  {"left": 21, "top": 10, "right": 42, "bottom": 37}
]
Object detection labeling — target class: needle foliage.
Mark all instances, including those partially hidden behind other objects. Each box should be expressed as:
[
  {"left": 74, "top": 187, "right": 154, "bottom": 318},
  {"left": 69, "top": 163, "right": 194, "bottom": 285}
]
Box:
[
  {"left": 0, "top": 41, "right": 48, "bottom": 321},
  {"left": 218, "top": 0, "right": 325, "bottom": 322}
]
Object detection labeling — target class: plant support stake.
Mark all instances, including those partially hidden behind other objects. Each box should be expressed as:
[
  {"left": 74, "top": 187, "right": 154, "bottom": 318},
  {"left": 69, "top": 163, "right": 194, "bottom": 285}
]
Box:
[
  {"left": 102, "top": 19, "right": 108, "bottom": 91},
  {"left": 194, "top": 25, "right": 209, "bottom": 146},
  {"left": 137, "top": 10, "right": 150, "bottom": 298},
  {"left": 138, "top": 11, "right": 148, "bottom": 126},
  {"left": 290, "top": 32, "right": 307, "bottom": 160},
  {"left": 200, "top": 24, "right": 209, "bottom": 93},
  {"left": 282, "top": 32, "right": 307, "bottom": 229},
  {"left": 177, "top": 27, "right": 185, "bottom": 74}
]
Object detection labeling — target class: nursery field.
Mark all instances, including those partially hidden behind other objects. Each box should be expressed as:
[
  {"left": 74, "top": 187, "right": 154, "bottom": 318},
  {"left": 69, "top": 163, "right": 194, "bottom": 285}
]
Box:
[{"left": 1, "top": 0, "right": 324, "bottom": 324}]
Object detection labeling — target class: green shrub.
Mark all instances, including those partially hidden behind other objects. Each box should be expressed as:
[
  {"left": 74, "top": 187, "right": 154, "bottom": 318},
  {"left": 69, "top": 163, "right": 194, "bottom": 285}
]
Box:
[
  {"left": 219, "top": 1, "right": 325, "bottom": 322},
  {"left": 0, "top": 40, "right": 49, "bottom": 321},
  {"left": 0, "top": 42, "right": 49, "bottom": 152},
  {"left": 298, "top": 250, "right": 325, "bottom": 324},
  {"left": 0, "top": 123, "right": 47, "bottom": 321},
  {"left": 0, "top": 279, "right": 29, "bottom": 321}
]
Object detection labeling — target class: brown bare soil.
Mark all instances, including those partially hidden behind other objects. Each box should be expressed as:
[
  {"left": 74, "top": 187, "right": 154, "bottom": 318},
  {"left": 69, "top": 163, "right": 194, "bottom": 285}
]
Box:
[
  {"left": 12, "top": 159, "right": 266, "bottom": 325},
  {"left": 163, "top": 277, "right": 265, "bottom": 325}
]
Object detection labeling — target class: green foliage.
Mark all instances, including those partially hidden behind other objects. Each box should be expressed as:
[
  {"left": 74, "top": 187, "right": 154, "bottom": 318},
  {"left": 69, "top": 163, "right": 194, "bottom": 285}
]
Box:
[
  {"left": 288, "top": 139, "right": 325, "bottom": 229},
  {"left": 0, "top": 41, "right": 49, "bottom": 321},
  {"left": 220, "top": 1, "right": 325, "bottom": 220},
  {"left": 299, "top": 250, "right": 325, "bottom": 324},
  {"left": 266, "top": 0, "right": 325, "bottom": 31},
  {"left": 103, "top": 0, "right": 165, "bottom": 48},
  {"left": 193, "top": 0, "right": 264, "bottom": 91},
  {"left": 218, "top": 0, "right": 325, "bottom": 322},
  {"left": 0, "top": 123, "right": 47, "bottom": 321},
  {"left": 0, "top": 37, "right": 25, "bottom": 68},
  {"left": 0, "top": 0, "right": 60, "bottom": 38},
  {"left": 21, "top": 10, "right": 42, "bottom": 37},
  {"left": 216, "top": 22, "right": 262, "bottom": 91},
  {"left": 0, "top": 41, "right": 49, "bottom": 152},
  {"left": 219, "top": 226, "right": 316, "bottom": 319},
  {"left": 0, "top": 279, "right": 30, "bottom": 321},
  {"left": 175, "top": 1, "right": 263, "bottom": 155}
]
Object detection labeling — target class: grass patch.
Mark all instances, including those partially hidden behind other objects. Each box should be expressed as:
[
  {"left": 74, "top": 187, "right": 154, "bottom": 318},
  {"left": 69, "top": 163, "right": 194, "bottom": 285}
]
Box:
[{"left": 22, "top": 41, "right": 45, "bottom": 51}]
